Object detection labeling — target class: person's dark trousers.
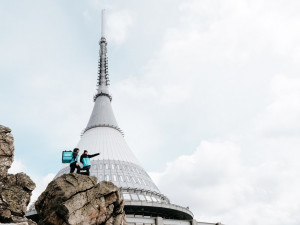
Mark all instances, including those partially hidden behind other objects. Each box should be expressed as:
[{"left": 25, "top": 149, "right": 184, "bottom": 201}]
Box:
[
  {"left": 70, "top": 162, "right": 81, "bottom": 173},
  {"left": 82, "top": 166, "right": 91, "bottom": 176}
]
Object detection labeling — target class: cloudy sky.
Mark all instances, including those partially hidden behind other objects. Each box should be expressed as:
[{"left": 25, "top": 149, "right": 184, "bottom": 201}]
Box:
[{"left": 1, "top": 0, "right": 300, "bottom": 224}]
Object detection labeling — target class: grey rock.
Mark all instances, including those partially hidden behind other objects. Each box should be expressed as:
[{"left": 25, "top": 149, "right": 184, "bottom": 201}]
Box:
[
  {"left": 0, "top": 173, "right": 36, "bottom": 217},
  {"left": 0, "top": 125, "right": 14, "bottom": 177},
  {"left": 0, "top": 223, "right": 28, "bottom": 225},
  {"left": 0, "top": 173, "right": 36, "bottom": 224},
  {"left": 0, "top": 125, "right": 36, "bottom": 225},
  {"left": 35, "top": 173, "right": 126, "bottom": 225},
  {"left": 0, "top": 215, "right": 37, "bottom": 225}
]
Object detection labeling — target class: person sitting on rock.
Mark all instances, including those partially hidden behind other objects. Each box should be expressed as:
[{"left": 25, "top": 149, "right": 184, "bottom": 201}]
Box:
[
  {"left": 70, "top": 148, "right": 81, "bottom": 173},
  {"left": 80, "top": 150, "right": 100, "bottom": 176}
]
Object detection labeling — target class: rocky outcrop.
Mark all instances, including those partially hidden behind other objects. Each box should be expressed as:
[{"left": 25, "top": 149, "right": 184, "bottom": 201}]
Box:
[
  {"left": 0, "top": 125, "right": 14, "bottom": 178},
  {"left": 0, "top": 214, "right": 37, "bottom": 225},
  {"left": 0, "top": 125, "right": 36, "bottom": 225},
  {"left": 35, "top": 173, "right": 126, "bottom": 225}
]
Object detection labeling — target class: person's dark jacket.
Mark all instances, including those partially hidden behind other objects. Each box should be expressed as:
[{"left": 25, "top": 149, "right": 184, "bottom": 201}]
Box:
[{"left": 80, "top": 153, "right": 99, "bottom": 167}]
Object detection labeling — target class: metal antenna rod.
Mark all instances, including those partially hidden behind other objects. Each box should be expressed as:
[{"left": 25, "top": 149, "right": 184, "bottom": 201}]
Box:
[{"left": 101, "top": 9, "right": 105, "bottom": 38}]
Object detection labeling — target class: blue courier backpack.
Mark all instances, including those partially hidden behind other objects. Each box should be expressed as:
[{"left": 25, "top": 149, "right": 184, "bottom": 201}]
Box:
[
  {"left": 82, "top": 157, "right": 91, "bottom": 167},
  {"left": 62, "top": 150, "right": 73, "bottom": 163}
]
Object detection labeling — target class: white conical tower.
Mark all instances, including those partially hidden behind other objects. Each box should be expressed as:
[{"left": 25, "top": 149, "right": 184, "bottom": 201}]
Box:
[
  {"left": 56, "top": 9, "right": 163, "bottom": 196},
  {"left": 55, "top": 10, "right": 193, "bottom": 220}
]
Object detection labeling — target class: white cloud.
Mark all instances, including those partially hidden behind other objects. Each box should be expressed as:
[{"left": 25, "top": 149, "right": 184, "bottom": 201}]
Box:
[
  {"left": 150, "top": 140, "right": 300, "bottom": 225},
  {"left": 256, "top": 75, "right": 300, "bottom": 137},
  {"left": 8, "top": 159, "right": 27, "bottom": 174},
  {"left": 31, "top": 173, "right": 56, "bottom": 203},
  {"left": 106, "top": 9, "right": 134, "bottom": 45},
  {"left": 108, "top": 0, "right": 300, "bottom": 174}
]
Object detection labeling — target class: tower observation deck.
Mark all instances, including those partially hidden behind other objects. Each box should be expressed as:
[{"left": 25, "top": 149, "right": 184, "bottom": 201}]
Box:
[{"left": 49, "top": 10, "right": 197, "bottom": 223}]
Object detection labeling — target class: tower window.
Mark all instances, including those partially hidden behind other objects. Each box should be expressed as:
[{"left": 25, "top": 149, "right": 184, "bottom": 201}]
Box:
[
  {"left": 138, "top": 194, "right": 146, "bottom": 201},
  {"left": 105, "top": 175, "right": 110, "bottom": 181},
  {"left": 151, "top": 196, "right": 158, "bottom": 202},
  {"left": 123, "top": 193, "right": 131, "bottom": 200},
  {"left": 145, "top": 196, "right": 152, "bottom": 202},
  {"left": 131, "top": 194, "right": 139, "bottom": 201}
]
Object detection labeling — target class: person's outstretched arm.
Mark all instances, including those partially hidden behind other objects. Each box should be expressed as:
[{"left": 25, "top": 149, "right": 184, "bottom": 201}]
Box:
[{"left": 88, "top": 153, "right": 100, "bottom": 158}]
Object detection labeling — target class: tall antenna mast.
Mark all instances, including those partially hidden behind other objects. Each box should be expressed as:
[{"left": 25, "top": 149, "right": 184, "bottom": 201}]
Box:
[
  {"left": 101, "top": 9, "right": 105, "bottom": 38},
  {"left": 95, "top": 8, "right": 111, "bottom": 102}
]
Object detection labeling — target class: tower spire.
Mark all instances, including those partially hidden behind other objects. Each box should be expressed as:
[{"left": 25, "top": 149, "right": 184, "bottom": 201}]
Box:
[
  {"left": 83, "top": 9, "right": 120, "bottom": 135},
  {"left": 95, "top": 9, "right": 111, "bottom": 102},
  {"left": 101, "top": 9, "right": 105, "bottom": 38}
]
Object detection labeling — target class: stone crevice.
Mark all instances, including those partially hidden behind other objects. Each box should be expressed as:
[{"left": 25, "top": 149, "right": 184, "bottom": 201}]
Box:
[{"left": 65, "top": 183, "right": 96, "bottom": 203}]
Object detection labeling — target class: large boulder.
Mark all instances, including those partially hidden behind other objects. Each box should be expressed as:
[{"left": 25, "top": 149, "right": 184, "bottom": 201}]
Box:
[
  {"left": 35, "top": 173, "right": 126, "bottom": 225},
  {"left": 0, "top": 125, "right": 14, "bottom": 177},
  {"left": 0, "top": 173, "right": 36, "bottom": 218},
  {"left": 0, "top": 125, "right": 36, "bottom": 225}
]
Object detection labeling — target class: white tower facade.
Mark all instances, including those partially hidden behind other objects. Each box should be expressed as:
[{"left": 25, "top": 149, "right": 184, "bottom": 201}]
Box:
[
  {"left": 27, "top": 12, "right": 222, "bottom": 225},
  {"left": 55, "top": 10, "right": 195, "bottom": 221}
]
